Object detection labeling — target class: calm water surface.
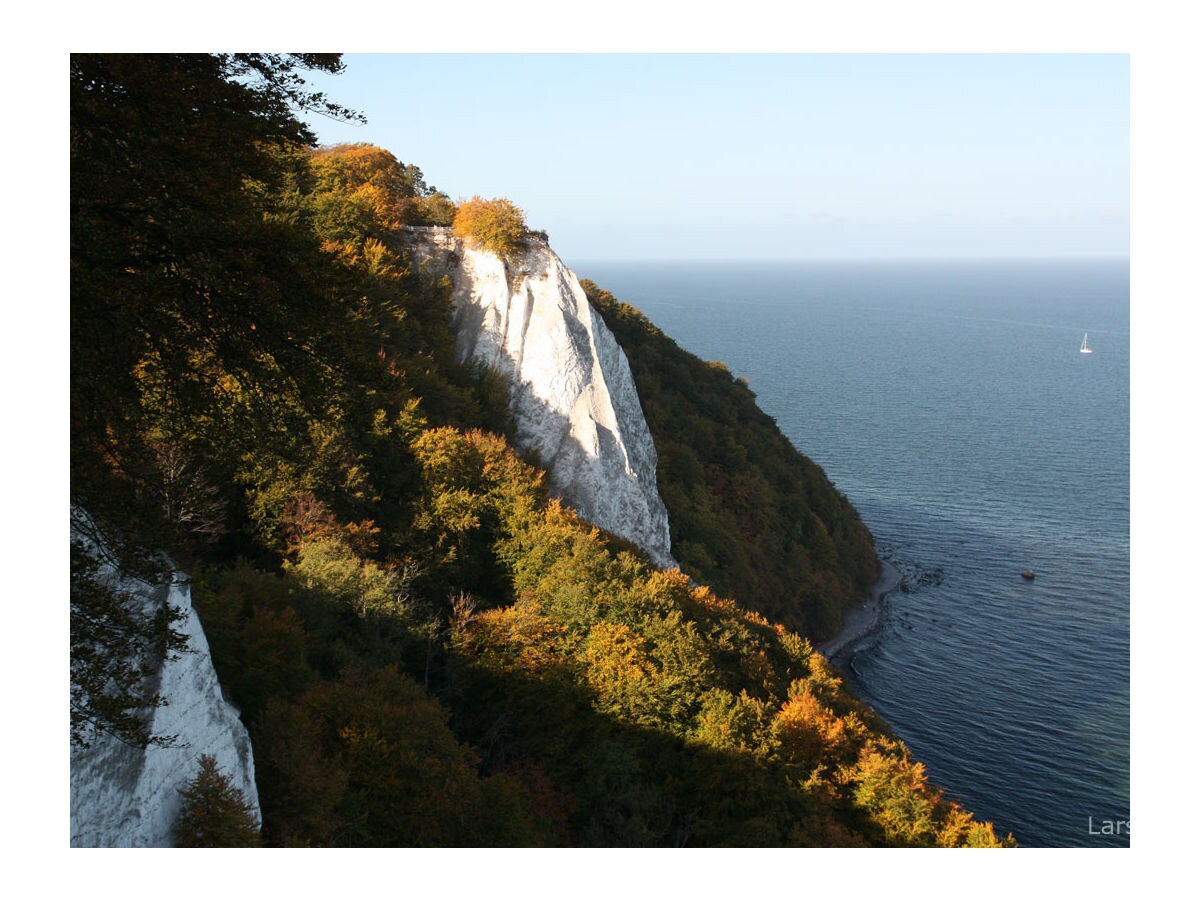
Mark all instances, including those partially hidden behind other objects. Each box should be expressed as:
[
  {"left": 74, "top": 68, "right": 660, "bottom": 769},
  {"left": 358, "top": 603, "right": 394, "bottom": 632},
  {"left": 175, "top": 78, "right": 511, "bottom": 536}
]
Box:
[{"left": 573, "top": 259, "right": 1130, "bottom": 848}]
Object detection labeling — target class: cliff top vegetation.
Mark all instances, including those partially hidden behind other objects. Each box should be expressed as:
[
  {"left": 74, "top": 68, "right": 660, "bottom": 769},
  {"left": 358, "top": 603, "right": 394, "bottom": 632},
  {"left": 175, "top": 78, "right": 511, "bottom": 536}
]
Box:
[{"left": 452, "top": 195, "right": 527, "bottom": 257}]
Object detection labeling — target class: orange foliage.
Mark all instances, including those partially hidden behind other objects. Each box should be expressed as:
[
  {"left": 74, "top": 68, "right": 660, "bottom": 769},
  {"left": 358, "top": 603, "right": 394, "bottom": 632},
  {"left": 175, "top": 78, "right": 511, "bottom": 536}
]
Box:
[
  {"left": 452, "top": 196, "right": 526, "bottom": 257},
  {"left": 280, "top": 490, "right": 380, "bottom": 556},
  {"left": 584, "top": 622, "right": 655, "bottom": 696},
  {"left": 773, "top": 690, "right": 849, "bottom": 769},
  {"left": 310, "top": 144, "right": 416, "bottom": 201},
  {"left": 469, "top": 595, "right": 569, "bottom": 673}
]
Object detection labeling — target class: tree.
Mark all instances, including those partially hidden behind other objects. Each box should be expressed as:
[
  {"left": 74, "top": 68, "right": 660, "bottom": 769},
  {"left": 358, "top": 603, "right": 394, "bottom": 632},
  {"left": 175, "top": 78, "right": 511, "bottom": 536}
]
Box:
[
  {"left": 452, "top": 196, "right": 527, "bottom": 257},
  {"left": 71, "top": 52, "right": 364, "bottom": 532},
  {"left": 71, "top": 54, "right": 361, "bottom": 464},
  {"left": 772, "top": 689, "right": 849, "bottom": 770},
  {"left": 173, "top": 754, "right": 261, "bottom": 847},
  {"left": 850, "top": 748, "right": 939, "bottom": 846},
  {"left": 71, "top": 53, "right": 360, "bottom": 746},
  {"left": 417, "top": 191, "right": 458, "bottom": 226}
]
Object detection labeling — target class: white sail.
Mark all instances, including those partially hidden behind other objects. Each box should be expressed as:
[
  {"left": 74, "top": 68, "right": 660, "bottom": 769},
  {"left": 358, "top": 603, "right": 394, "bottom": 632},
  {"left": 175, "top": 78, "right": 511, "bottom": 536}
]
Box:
[{"left": 1080, "top": 332, "right": 1093, "bottom": 354}]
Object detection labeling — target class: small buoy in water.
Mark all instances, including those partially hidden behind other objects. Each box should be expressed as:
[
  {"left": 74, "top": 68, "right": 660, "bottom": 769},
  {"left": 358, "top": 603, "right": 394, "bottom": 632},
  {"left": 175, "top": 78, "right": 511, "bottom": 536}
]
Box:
[{"left": 1021, "top": 570, "right": 1035, "bottom": 581}]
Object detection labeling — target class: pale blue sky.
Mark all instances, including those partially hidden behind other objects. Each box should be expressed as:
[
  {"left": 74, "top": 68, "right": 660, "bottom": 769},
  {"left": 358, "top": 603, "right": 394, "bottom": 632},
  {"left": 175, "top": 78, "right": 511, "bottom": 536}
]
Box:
[{"left": 300, "top": 54, "right": 1128, "bottom": 261}]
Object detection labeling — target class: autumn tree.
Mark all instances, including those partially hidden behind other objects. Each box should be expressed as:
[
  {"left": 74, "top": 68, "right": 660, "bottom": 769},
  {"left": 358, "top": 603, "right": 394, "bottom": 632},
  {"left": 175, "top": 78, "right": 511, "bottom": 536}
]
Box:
[
  {"left": 173, "top": 754, "right": 261, "bottom": 847},
  {"left": 452, "top": 196, "right": 527, "bottom": 257},
  {"left": 417, "top": 191, "right": 458, "bottom": 226},
  {"left": 308, "top": 143, "right": 458, "bottom": 228},
  {"left": 772, "top": 688, "right": 850, "bottom": 771},
  {"left": 72, "top": 53, "right": 361, "bottom": 483},
  {"left": 850, "top": 747, "right": 941, "bottom": 846}
]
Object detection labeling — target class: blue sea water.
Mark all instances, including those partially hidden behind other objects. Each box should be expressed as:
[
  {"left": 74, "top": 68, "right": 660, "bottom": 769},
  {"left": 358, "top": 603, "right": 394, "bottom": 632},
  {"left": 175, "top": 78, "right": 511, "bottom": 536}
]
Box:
[{"left": 572, "top": 259, "right": 1130, "bottom": 848}]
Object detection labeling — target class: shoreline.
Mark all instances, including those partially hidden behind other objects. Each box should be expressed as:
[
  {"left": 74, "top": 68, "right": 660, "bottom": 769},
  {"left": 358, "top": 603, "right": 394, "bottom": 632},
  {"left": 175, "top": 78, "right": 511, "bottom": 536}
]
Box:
[{"left": 816, "top": 559, "right": 902, "bottom": 663}]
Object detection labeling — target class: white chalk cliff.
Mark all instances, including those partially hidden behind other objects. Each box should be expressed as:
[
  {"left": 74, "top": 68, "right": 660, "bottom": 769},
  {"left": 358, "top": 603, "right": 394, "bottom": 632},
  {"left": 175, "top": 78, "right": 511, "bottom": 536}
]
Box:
[
  {"left": 405, "top": 226, "right": 676, "bottom": 569},
  {"left": 70, "top": 517, "right": 259, "bottom": 847}
]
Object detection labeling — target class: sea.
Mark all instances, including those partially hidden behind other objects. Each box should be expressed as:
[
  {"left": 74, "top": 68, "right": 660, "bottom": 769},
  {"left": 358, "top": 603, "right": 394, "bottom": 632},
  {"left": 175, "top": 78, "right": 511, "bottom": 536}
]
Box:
[{"left": 572, "top": 258, "right": 1130, "bottom": 848}]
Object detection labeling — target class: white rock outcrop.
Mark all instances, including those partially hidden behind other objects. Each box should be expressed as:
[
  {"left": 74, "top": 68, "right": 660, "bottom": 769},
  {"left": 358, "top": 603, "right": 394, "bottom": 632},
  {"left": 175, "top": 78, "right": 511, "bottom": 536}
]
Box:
[
  {"left": 405, "top": 227, "right": 676, "bottom": 569},
  {"left": 70, "top": 520, "right": 259, "bottom": 847}
]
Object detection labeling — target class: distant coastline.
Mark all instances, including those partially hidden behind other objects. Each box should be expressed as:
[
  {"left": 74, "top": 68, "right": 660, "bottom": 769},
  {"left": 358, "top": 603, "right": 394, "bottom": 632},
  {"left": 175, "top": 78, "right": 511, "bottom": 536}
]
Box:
[{"left": 817, "top": 560, "right": 902, "bottom": 662}]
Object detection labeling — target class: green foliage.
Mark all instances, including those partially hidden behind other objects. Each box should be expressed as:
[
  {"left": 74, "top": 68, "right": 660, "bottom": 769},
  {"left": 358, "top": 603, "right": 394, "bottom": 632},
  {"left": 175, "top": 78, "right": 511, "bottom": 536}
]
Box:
[
  {"left": 452, "top": 196, "right": 527, "bottom": 257},
  {"left": 693, "top": 688, "right": 774, "bottom": 756},
  {"left": 72, "top": 53, "right": 357, "bottom": 483},
  {"left": 286, "top": 538, "right": 410, "bottom": 620},
  {"left": 583, "top": 622, "right": 659, "bottom": 724},
  {"left": 418, "top": 191, "right": 458, "bottom": 226},
  {"left": 305, "top": 143, "right": 457, "bottom": 229},
  {"left": 173, "top": 754, "right": 261, "bottom": 847},
  {"left": 844, "top": 738, "right": 1015, "bottom": 847},
  {"left": 187, "top": 414, "right": 1001, "bottom": 847},
  {"left": 582, "top": 279, "right": 879, "bottom": 640}
]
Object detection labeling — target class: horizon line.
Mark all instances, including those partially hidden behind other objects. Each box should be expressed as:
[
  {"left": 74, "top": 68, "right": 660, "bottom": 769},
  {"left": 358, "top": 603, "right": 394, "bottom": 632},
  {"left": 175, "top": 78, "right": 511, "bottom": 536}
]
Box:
[{"left": 565, "top": 254, "right": 1131, "bottom": 264}]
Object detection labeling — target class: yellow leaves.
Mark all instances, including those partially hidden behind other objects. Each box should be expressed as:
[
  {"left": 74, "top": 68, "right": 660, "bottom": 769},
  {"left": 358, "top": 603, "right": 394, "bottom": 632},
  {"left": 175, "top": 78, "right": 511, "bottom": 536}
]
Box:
[
  {"left": 849, "top": 747, "right": 940, "bottom": 846},
  {"left": 773, "top": 624, "right": 813, "bottom": 669},
  {"left": 284, "top": 537, "right": 409, "bottom": 621},
  {"left": 307, "top": 146, "right": 419, "bottom": 249},
  {"left": 796, "top": 653, "right": 845, "bottom": 703},
  {"left": 350, "top": 183, "right": 400, "bottom": 230},
  {"left": 686, "top": 582, "right": 728, "bottom": 615},
  {"left": 411, "top": 427, "right": 482, "bottom": 490},
  {"left": 742, "top": 609, "right": 771, "bottom": 628},
  {"left": 935, "top": 805, "right": 1014, "bottom": 848},
  {"left": 693, "top": 688, "right": 774, "bottom": 756},
  {"left": 738, "top": 648, "right": 777, "bottom": 695},
  {"left": 318, "top": 238, "right": 362, "bottom": 268},
  {"left": 427, "top": 487, "right": 483, "bottom": 534},
  {"left": 632, "top": 568, "right": 693, "bottom": 614},
  {"left": 359, "top": 237, "right": 401, "bottom": 280},
  {"left": 772, "top": 689, "right": 849, "bottom": 770},
  {"left": 369, "top": 408, "right": 391, "bottom": 438},
  {"left": 410, "top": 427, "right": 546, "bottom": 535},
  {"left": 584, "top": 622, "right": 654, "bottom": 692},
  {"left": 318, "top": 235, "right": 405, "bottom": 280},
  {"left": 648, "top": 567, "right": 693, "bottom": 594},
  {"left": 452, "top": 196, "right": 527, "bottom": 258},
  {"left": 468, "top": 595, "right": 569, "bottom": 673},
  {"left": 309, "top": 143, "right": 413, "bottom": 200},
  {"left": 685, "top": 580, "right": 770, "bottom": 635}
]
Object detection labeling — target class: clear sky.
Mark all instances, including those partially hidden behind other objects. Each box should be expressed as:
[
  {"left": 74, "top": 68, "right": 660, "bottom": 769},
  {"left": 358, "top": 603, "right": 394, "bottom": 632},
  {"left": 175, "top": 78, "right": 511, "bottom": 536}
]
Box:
[{"left": 300, "top": 54, "right": 1128, "bottom": 262}]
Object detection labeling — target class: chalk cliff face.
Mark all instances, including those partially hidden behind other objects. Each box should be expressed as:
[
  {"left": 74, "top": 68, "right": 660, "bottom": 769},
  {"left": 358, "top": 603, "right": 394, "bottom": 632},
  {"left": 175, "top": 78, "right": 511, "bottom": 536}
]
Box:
[
  {"left": 405, "top": 226, "right": 676, "bottom": 569},
  {"left": 70, "top": 521, "right": 259, "bottom": 847}
]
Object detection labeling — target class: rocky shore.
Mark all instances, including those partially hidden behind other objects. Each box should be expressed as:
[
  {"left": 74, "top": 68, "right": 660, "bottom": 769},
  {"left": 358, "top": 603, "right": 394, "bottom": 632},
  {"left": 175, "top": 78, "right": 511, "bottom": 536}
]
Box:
[{"left": 816, "top": 559, "right": 902, "bottom": 662}]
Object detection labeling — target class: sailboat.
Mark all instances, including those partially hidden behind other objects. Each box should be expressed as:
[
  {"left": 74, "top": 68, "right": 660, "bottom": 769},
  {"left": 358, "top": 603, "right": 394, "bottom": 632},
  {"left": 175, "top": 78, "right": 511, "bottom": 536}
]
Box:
[{"left": 1080, "top": 332, "right": 1093, "bottom": 354}]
